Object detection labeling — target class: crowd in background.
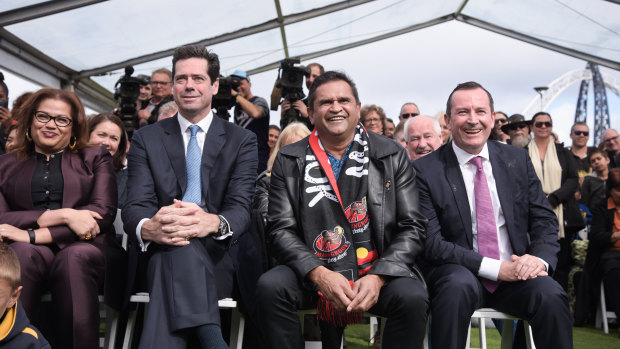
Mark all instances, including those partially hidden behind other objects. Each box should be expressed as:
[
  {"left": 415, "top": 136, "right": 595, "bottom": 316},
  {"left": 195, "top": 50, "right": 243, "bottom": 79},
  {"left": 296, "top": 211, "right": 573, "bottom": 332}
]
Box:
[{"left": 0, "top": 55, "right": 619, "bottom": 349}]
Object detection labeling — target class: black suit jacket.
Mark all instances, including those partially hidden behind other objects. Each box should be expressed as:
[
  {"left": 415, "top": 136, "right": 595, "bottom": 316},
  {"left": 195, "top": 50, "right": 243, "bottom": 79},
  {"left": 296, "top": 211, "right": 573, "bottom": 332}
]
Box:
[
  {"left": 413, "top": 140, "right": 560, "bottom": 275},
  {"left": 122, "top": 115, "right": 260, "bottom": 309}
]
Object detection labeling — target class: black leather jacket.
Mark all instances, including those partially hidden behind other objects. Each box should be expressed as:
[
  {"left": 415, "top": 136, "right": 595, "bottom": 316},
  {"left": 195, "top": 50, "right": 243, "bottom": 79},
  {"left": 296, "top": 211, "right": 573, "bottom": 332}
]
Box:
[{"left": 267, "top": 131, "right": 427, "bottom": 284}]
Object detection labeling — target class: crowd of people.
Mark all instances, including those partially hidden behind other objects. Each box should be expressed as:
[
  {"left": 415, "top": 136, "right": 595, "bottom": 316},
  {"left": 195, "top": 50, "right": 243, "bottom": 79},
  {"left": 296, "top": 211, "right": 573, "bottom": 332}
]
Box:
[{"left": 0, "top": 43, "right": 617, "bottom": 349}]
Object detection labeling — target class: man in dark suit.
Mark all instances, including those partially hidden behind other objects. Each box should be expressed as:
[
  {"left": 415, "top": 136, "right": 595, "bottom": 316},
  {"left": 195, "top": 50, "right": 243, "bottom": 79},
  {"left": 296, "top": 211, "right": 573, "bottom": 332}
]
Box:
[
  {"left": 122, "top": 45, "right": 259, "bottom": 348},
  {"left": 413, "top": 81, "right": 572, "bottom": 349}
]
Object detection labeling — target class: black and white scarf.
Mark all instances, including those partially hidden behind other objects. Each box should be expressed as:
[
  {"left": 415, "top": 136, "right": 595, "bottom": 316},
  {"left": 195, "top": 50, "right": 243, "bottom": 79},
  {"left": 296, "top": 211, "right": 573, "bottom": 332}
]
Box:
[{"left": 303, "top": 123, "right": 377, "bottom": 325}]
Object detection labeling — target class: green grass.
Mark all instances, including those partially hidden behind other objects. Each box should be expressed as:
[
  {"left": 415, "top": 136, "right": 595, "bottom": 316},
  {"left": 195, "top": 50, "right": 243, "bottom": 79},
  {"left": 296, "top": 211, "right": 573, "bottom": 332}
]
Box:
[{"left": 342, "top": 324, "right": 620, "bottom": 348}]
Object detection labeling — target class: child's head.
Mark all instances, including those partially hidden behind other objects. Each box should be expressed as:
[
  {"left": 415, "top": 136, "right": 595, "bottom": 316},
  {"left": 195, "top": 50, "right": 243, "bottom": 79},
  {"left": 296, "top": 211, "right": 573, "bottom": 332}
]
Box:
[{"left": 0, "top": 243, "right": 22, "bottom": 312}]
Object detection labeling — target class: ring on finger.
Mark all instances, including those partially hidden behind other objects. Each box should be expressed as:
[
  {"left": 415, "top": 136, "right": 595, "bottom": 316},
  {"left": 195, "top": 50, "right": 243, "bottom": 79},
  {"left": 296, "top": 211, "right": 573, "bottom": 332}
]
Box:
[
  {"left": 185, "top": 236, "right": 191, "bottom": 241},
  {"left": 84, "top": 234, "right": 92, "bottom": 240}
]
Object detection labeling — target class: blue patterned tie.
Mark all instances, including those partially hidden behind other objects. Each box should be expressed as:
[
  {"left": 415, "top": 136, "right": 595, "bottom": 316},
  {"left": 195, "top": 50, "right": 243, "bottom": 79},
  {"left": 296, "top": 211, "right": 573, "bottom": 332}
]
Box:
[{"left": 182, "top": 125, "right": 202, "bottom": 205}]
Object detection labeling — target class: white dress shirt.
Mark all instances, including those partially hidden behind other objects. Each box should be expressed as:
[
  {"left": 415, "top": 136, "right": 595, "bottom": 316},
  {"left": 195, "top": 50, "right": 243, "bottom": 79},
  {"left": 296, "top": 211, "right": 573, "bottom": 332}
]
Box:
[
  {"left": 452, "top": 142, "right": 549, "bottom": 281},
  {"left": 135, "top": 111, "right": 231, "bottom": 251}
]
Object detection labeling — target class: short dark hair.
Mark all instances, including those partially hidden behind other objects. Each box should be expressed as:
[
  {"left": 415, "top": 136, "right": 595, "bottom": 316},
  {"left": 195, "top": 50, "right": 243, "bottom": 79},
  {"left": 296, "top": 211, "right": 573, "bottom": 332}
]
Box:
[
  {"left": 269, "top": 125, "right": 281, "bottom": 132},
  {"left": 88, "top": 113, "right": 128, "bottom": 172},
  {"left": 607, "top": 168, "right": 620, "bottom": 196},
  {"left": 308, "top": 71, "right": 359, "bottom": 109},
  {"left": 446, "top": 81, "right": 494, "bottom": 117},
  {"left": 532, "top": 111, "right": 552, "bottom": 124},
  {"left": 571, "top": 121, "right": 589, "bottom": 134},
  {"left": 307, "top": 63, "right": 325, "bottom": 74},
  {"left": 172, "top": 45, "right": 220, "bottom": 85},
  {"left": 588, "top": 148, "right": 608, "bottom": 163}
]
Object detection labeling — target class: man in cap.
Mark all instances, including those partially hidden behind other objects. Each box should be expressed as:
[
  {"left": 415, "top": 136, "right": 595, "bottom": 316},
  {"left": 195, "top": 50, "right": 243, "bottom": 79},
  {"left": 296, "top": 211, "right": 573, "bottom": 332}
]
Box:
[{"left": 231, "top": 69, "right": 270, "bottom": 173}]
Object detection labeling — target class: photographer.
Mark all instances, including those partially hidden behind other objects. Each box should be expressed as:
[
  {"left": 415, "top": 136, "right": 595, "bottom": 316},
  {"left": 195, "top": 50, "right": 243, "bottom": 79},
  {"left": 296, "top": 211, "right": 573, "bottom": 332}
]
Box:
[
  {"left": 231, "top": 70, "right": 270, "bottom": 173},
  {"left": 280, "top": 62, "right": 323, "bottom": 130}
]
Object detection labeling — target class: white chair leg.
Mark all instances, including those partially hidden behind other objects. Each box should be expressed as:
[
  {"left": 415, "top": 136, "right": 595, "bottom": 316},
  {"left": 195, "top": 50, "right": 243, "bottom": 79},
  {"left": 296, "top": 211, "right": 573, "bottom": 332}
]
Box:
[
  {"left": 122, "top": 306, "right": 139, "bottom": 349},
  {"left": 500, "top": 319, "right": 512, "bottom": 349},
  {"left": 370, "top": 316, "right": 378, "bottom": 344},
  {"left": 229, "top": 306, "right": 245, "bottom": 349},
  {"left": 466, "top": 320, "right": 472, "bottom": 349},
  {"left": 600, "top": 281, "right": 610, "bottom": 334},
  {"left": 479, "top": 318, "right": 487, "bottom": 349},
  {"left": 524, "top": 321, "right": 536, "bottom": 349},
  {"left": 104, "top": 306, "right": 118, "bottom": 349}
]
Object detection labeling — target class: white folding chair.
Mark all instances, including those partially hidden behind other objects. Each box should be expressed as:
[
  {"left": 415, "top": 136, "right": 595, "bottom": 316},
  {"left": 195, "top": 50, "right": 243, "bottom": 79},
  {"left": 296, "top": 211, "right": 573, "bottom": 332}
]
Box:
[
  {"left": 595, "top": 280, "right": 618, "bottom": 334},
  {"left": 466, "top": 308, "right": 535, "bottom": 349},
  {"left": 122, "top": 292, "right": 245, "bottom": 349}
]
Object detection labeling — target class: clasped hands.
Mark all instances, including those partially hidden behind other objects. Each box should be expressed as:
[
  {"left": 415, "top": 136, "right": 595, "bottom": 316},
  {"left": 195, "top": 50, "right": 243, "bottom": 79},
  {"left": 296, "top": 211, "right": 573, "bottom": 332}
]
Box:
[
  {"left": 498, "top": 254, "right": 547, "bottom": 282},
  {"left": 141, "top": 199, "right": 219, "bottom": 246},
  {"left": 309, "top": 266, "right": 385, "bottom": 313}
]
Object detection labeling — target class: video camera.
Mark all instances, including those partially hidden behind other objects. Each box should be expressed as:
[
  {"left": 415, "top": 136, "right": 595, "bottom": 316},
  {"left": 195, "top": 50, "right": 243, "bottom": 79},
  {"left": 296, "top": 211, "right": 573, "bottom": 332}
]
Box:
[
  {"left": 270, "top": 58, "right": 310, "bottom": 126},
  {"left": 211, "top": 75, "right": 242, "bottom": 121},
  {"left": 113, "top": 66, "right": 146, "bottom": 138}
]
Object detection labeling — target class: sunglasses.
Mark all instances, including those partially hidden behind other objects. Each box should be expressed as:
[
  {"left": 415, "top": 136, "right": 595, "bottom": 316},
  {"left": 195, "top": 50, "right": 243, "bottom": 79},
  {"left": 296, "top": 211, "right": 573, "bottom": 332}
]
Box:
[
  {"left": 400, "top": 113, "right": 418, "bottom": 119},
  {"left": 505, "top": 123, "right": 528, "bottom": 131},
  {"left": 604, "top": 135, "right": 619, "bottom": 143},
  {"left": 573, "top": 131, "right": 589, "bottom": 136},
  {"left": 534, "top": 121, "right": 552, "bottom": 128},
  {"left": 494, "top": 119, "right": 507, "bottom": 125}
]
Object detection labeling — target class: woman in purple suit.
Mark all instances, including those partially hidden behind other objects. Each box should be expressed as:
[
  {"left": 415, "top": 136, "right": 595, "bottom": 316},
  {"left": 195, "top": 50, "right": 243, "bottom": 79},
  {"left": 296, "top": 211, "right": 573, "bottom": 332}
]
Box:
[{"left": 0, "top": 88, "right": 125, "bottom": 349}]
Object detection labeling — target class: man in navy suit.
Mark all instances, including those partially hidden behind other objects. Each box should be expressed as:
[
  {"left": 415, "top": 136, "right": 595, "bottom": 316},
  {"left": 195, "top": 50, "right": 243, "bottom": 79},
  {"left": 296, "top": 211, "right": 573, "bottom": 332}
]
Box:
[
  {"left": 122, "top": 45, "right": 259, "bottom": 348},
  {"left": 413, "top": 82, "right": 572, "bottom": 349}
]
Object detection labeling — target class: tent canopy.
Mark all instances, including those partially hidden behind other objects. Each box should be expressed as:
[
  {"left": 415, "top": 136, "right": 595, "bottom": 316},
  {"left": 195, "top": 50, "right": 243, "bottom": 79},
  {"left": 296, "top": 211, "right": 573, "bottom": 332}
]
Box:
[{"left": 0, "top": 0, "right": 618, "bottom": 112}]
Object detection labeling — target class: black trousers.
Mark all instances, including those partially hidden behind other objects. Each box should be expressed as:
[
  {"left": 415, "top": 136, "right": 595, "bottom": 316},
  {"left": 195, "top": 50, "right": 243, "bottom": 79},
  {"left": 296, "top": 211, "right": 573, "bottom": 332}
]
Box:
[
  {"left": 255, "top": 265, "right": 428, "bottom": 349},
  {"left": 138, "top": 240, "right": 222, "bottom": 349},
  {"left": 426, "top": 264, "right": 573, "bottom": 349}
]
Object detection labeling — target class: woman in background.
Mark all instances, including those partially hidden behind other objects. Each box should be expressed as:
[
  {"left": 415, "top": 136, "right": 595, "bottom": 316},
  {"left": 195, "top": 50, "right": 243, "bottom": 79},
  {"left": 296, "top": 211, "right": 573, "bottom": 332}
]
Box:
[
  {"left": 527, "top": 111, "right": 580, "bottom": 292},
  {"left": 88, "top": 113, "right": 129, "bottom": 209},
  {"left": 360, "top": 104, "right": 386, "bottom": 135}
]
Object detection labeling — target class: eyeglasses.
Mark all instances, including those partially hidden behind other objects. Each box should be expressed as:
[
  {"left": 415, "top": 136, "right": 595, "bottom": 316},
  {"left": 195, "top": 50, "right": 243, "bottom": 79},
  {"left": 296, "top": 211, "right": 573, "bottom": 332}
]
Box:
[
  {"left": 505, "top": 123, "right": 528, "bottom": 131},
  {"left": 573, "top": 131, "right": 589, "bottom": 136},
  {"left": 534, "top": 121, "right": 552, "bottom": 128},
  {"left": 33, "top": 111, "right": 72, "bottom": 127},
  {"left": 495, "top": 119, "right": 507, "bottom": 125},
  {"left": 365, "top": 118, "right": 381, "bottom": 124},
  {"left": 400, "top": 113, "right": 418, "bottom": 119},
  {"left": 604, "top": 135, "right": 619, "bottom": 143},
  {"left": 151, "top": 81, "right": 171, "bottom": 86}
]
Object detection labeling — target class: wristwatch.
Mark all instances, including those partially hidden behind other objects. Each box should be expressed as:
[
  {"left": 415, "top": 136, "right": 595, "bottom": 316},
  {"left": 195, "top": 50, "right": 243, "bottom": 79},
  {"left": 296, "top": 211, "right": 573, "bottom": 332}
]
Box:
[
  {"left": 216, "top": 215, "right": 230, "bottom": 237},
  {"left": 27, "top": 229, "right": 36, "bottom": 244}
]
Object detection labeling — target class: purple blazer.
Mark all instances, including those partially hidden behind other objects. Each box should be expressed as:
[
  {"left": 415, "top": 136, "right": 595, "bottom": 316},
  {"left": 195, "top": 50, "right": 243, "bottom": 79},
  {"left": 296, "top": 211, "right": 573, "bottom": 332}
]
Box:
[
  {"left": 0, "top": 146, "right": 126, "bottom": 309},
  {"left": 0, "top": 146, "right": 117, "bottom": 248}
]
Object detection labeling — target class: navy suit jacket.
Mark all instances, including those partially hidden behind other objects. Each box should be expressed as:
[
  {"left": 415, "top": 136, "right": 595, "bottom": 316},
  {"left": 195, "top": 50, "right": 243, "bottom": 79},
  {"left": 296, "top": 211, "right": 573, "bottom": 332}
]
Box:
[
  {"left": 122, "top": 114, "right": 259, "bottom": 308},
  {"left": 412, "top": 140, "right": 560, "bottom": 275}
]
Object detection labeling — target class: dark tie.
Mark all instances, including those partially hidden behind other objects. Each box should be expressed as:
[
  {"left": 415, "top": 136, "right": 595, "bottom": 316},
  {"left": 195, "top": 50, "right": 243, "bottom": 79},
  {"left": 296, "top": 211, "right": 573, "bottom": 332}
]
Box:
[
  {"left": 182, "top": 125, "right": 202, "bottom": 205},
  {"left": 470, "top": 156, "right": 501, "bottom": 293}
]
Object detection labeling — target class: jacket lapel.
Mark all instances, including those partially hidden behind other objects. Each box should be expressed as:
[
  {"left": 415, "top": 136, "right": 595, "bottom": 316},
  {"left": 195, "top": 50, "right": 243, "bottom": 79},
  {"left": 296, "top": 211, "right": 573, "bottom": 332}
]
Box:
[
  {"left": 201, "top": 116, "right": 226, "bottom": 202},
  {"left": 489, "top": 142, "right": 515, "bottom": 236},
  {"left": 443, "top": 144, "right": 474, "bottom": 248},
  {"left": 162, "top": 116, "right": 187, "bottom": 195}
]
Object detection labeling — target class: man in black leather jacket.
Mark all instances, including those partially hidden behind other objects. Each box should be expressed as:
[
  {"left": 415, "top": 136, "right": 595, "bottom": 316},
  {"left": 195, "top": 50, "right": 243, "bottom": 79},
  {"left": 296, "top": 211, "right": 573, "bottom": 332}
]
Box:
[{"left": 255, "top": 71, "right": 428, "bottom": 349}]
